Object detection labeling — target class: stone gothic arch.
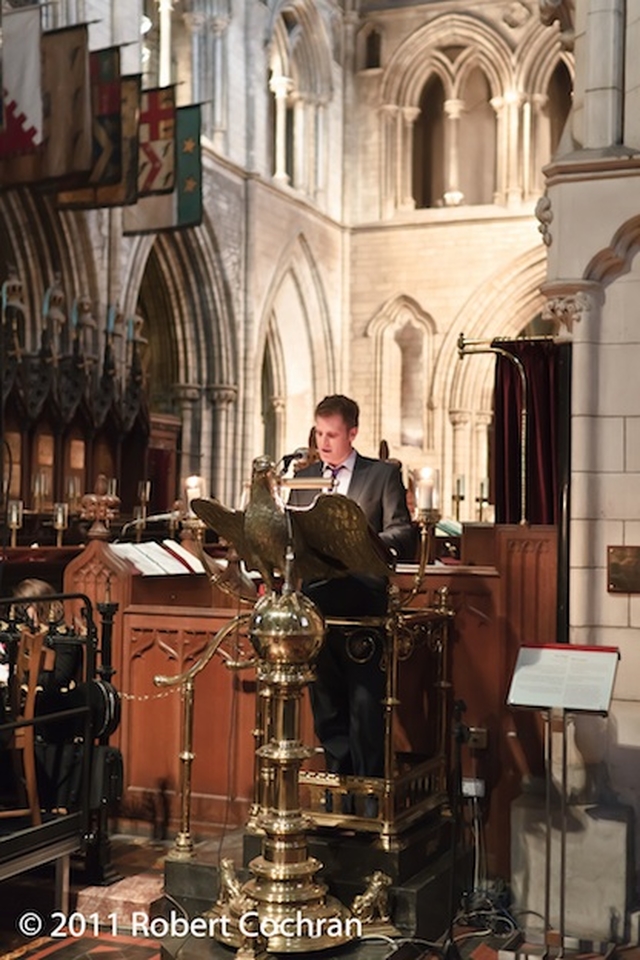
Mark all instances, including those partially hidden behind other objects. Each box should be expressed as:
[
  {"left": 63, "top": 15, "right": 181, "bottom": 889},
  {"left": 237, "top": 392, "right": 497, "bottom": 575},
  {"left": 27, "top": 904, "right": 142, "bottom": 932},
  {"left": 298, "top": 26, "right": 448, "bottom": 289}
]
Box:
[
  {"left": 121, "top": 175, "right": 239, "bottom": 503},
  {"left": 266, "top": 0, "right": 333, "bottom": 197},
  {"left": 431, "top": 246, "right": 548, "bottom": 520},
  {"left": 256, "top": 231, "right": 335, "bottom": 460},
  {"left": 366, "top": 295, "right": 436, "bottom": 455}
]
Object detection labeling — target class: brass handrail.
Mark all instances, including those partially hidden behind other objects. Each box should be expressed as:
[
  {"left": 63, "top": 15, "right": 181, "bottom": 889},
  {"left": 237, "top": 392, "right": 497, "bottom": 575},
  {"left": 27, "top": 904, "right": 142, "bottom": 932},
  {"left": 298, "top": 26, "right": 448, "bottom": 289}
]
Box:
[{"left": 153, "top": 611, "right": 252, "bottom": 858}]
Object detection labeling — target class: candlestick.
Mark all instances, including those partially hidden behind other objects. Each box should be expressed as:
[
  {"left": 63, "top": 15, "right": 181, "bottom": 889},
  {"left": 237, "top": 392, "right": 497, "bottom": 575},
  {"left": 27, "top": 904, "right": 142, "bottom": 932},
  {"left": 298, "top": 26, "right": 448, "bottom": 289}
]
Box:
[
  {"left": 452, "top": 475, "right": 466, "bottom": 522},
  {"left": 53, "top": 502, "right": 69, "bottom": 547},
  {"left": 476, "top": 478, "right": 490, "bottom": 522},
  {"left": 8, "top": 499, "right": 23, "bottom": 548}
]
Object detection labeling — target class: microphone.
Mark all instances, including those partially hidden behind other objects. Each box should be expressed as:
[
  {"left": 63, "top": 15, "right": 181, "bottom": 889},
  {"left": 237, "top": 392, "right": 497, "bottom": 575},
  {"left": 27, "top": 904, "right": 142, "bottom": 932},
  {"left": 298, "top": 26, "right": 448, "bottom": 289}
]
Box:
[
  {"left": 118, "top": 512, "right": 180, "bottom": 538},
  {"left": 280, "top": 447, "right": 309, "bottom": 471}
]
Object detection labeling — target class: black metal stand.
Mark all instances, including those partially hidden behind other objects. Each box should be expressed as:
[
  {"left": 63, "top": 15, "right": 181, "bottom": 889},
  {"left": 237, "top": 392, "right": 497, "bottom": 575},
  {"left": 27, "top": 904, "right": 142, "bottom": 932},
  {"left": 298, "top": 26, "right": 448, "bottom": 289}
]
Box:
[
  {"left": 82, "top": 597, "right": 123, "bottom": 885},
  {"left": 441, "top": 699, "right": 469, "bottom": 960}
]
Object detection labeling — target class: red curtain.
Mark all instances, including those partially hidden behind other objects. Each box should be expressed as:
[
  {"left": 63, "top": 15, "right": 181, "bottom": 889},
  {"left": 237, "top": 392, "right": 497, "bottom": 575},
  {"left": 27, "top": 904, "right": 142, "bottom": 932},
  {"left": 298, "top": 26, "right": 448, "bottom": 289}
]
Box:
[{"left": 493, "top": 340, "right": 571, "bottom": 525}]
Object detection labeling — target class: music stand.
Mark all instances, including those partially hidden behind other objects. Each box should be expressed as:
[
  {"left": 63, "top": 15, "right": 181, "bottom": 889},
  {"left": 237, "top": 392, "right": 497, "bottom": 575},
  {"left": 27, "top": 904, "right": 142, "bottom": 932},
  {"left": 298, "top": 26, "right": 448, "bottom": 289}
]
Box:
[{"left": 507, "top": 643, "right": 620, "bottom": 958}]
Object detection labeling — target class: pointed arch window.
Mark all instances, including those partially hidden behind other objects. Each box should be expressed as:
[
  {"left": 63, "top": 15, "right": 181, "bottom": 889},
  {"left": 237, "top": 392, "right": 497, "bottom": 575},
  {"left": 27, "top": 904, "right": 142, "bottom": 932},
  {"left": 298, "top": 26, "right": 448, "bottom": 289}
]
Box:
[
  {"left": 458, "top": 67, "right": 496, "bottom": 205},
  {"left": 413, "top": 74, "right": 446, "bottom": 208}
]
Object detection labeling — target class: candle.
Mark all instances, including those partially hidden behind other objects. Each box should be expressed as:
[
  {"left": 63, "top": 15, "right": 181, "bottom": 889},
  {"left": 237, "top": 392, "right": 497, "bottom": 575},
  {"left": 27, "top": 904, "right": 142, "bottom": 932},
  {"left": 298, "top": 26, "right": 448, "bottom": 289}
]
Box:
[
  {"left": 480, "top": 478, "right": 489, "bottom": 501},
  {"left": 455, "top": 475, "right": 465, "bottom": 498},
  {"left": 8, "top": 500, "right": 22, "bottom": 528},
  {"left": 418, "top": 476, "right": 434, "bottom": 510},
  {"left": 53, "top": 502, "right": 69, "bottom": 530},
  {"left": 138, "top": 480, "right": 151, "bottom": 502},
  {"left": 185, "top": 475, "right": 204, "bottom": 516},
  {"left": 416, "top": 467, "right": 439, "bottom": 511}
]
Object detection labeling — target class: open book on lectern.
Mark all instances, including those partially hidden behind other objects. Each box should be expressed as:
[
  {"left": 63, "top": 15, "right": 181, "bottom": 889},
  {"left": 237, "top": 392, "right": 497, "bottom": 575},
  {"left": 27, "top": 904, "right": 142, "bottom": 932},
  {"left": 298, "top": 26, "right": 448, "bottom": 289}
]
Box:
[{"left": 507, "top": 644, "right": 620, "bottom": 715}]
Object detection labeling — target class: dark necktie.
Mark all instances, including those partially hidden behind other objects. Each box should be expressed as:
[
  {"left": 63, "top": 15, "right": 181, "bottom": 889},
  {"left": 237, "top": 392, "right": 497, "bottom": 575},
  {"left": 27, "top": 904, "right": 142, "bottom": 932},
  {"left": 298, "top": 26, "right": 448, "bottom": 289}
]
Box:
[{"left": 325, "top": 464, "right": 343, "bottom": 489}]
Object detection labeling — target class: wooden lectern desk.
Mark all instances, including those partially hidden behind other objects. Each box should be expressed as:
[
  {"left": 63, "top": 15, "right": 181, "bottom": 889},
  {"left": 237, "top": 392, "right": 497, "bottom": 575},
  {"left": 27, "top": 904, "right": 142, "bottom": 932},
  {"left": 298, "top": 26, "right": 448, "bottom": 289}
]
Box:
[{"left": 63, "top": 539, "right": 257, "bottom": 833}]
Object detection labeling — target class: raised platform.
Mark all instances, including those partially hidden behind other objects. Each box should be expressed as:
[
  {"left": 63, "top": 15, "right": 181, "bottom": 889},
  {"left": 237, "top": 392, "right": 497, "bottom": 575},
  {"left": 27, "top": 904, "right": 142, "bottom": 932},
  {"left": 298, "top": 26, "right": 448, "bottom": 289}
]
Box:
[{"left": 162, "top": 818, "right": 470, "bottom": 942}]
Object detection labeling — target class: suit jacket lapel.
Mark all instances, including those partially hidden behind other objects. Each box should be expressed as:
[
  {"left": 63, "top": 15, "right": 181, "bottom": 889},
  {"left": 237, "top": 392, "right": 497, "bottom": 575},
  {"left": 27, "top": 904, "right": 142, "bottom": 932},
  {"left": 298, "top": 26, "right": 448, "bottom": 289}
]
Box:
[{"left": 347, "top": 453, "right": 369, "bottom": 503}]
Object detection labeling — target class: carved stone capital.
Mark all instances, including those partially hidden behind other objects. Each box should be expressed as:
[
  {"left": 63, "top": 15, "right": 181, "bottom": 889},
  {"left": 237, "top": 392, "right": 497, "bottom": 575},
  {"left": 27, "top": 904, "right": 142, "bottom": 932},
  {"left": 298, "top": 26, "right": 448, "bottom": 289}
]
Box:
[
  {"left": 539, "top": 281, "right": 603, "bottom": 333},
  {"left": 173, "top": 384, "right": 202, "bottom": 404},
  {"left": 444, "top": 99, "right": 465, "bottom": 121},
  {"left": 207, "top": 384, "right": 238, "bottom": 407},
  {"left": 449, "top": 409, "right": 471, "bottom": 429},
  {"left": 183, "top": 12, "right": 207, "bottom": 34},
  {"left": 474, "top": 412, "right": 493, "bottom": 429}
]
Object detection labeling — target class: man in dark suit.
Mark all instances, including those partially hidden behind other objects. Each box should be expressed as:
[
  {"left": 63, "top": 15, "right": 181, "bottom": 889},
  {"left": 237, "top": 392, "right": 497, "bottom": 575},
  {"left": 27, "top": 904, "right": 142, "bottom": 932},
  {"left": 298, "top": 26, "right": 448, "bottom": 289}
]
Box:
[{"left": 289, "top": 394, "right": 415, "bottom": 779}]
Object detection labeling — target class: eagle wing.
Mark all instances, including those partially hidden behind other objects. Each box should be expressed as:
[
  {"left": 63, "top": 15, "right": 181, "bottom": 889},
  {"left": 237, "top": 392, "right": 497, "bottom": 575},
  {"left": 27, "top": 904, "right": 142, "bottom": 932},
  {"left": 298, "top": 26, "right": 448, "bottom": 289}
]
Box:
[
  {"left": 191, "top": 498, "right": 247, "bottom": 560},
  {"left": 289, "top": 494, "right": 394, "bottom": 581}
]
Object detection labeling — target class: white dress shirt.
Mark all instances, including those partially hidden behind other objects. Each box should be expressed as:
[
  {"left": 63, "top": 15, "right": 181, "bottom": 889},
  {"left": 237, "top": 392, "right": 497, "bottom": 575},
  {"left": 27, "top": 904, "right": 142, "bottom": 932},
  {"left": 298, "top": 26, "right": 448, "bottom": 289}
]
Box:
[{"left": 322, "top": 449, "right": 357, "bottom": 496}]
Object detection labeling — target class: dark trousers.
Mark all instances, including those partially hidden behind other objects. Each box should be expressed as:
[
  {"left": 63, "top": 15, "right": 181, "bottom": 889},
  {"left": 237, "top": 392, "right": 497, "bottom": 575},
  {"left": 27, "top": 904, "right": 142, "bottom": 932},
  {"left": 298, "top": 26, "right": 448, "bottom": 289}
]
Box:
[{"left": 303, "top": 575, "right": 388, "bottom": 778}]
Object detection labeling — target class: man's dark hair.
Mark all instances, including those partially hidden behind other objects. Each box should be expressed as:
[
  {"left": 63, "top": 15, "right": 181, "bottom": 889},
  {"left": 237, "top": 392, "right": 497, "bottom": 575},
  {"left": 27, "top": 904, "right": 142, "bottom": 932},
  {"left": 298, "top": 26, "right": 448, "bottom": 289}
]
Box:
[{"left": 315, "top": 395, "right": 359, "bottom": 430}]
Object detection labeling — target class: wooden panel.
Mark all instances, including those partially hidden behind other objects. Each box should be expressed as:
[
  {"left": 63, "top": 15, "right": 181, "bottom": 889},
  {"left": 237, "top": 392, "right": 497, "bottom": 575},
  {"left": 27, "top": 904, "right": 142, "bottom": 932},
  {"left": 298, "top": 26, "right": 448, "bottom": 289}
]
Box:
[{"left": 120, "top": 607, "right": 255, "bottom": 831}]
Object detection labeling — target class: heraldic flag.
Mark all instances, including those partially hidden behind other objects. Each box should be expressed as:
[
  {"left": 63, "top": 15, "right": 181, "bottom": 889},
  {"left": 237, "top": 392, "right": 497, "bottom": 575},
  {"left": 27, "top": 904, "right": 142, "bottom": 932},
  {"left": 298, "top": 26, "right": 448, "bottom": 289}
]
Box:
[
  {"left": 137, "top": 85, "right": 176, "bottom": 196},
  {"left": 0, "top": 4, "right": 43, "bottom": 158},
  {"left": 123, "top": 104, "right": 202, "bottom": 235},
  {"left": 0, "top": 24, "right": 91, "bottom": 187},
  {"left": 57, "top": 57, "right": 142, "bottom": 209}
]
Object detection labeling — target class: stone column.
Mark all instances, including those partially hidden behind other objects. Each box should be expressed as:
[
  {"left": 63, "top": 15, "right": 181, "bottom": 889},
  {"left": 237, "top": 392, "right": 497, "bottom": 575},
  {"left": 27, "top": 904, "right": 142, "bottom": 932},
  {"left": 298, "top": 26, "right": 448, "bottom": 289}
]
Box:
[
  {"left": 505, "top": 91, "right": 523, "bottom": 206},
  {"left": 270, "top": 75, "right": 293, "bottom": 185},
  {"left": 183, "top": 13, "right": 208, "bottom": 125},
  {"left": 158, "top": 0, "right": 173, "bottom": 87},
  {"left": 529, "top": 94, "right": 549, "bottom": 197},
  {"left": 449, "top": 409, "right": 471, "bottom": 521},
  {"left": 399, "top": 106, "right": 421, "bottom": 211},
  {"left": 173, "top": 384, "right": 203, "bottom": 484},
  {"left": 210, "top": 15, "right": 230, "bottom": 153},
  {"left": 272, "top": 395, "right": 286, "bottom": 462},
  {"left": 473, "top": 411, "right": 492, "bottom": 515},
  {"left": 292, "top": 93, "right": 305, "bottom": 191},
  {"left": 443, "top": 99, "right": 464, "bottom": 206},
  {"left": 379, "top": 104, "right": 400, "bottom": 216},
  {"left": 207, "top": 384, "right": 238, "bottom": 504},
  {"left": 584, "top": 0, "right": 624, "bottom": 148},
  {"left": 490, "top": 96, "right": 506, "bottom": 204}
]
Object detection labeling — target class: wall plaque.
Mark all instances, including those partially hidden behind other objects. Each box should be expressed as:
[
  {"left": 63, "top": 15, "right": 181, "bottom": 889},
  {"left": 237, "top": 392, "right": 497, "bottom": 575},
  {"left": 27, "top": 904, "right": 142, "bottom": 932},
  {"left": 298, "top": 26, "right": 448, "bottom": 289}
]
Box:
[{"left": 608, "top": 545, "right": 640, "bottom": 593}]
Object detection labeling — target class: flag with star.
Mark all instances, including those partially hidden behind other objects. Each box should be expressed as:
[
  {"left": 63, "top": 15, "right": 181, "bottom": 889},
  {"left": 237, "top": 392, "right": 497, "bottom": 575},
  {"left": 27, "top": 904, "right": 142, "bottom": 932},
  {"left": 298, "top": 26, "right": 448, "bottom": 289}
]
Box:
[{"left": 122, "top": 104, "right": 202, "bottom": 234}]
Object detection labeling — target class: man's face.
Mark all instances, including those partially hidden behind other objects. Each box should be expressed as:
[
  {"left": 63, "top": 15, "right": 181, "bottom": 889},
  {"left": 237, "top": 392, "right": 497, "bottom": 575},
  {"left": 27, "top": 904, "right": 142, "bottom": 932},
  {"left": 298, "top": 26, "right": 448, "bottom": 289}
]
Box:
[{"left": 314, "top": 413, "right": 357, "bottom": 467}]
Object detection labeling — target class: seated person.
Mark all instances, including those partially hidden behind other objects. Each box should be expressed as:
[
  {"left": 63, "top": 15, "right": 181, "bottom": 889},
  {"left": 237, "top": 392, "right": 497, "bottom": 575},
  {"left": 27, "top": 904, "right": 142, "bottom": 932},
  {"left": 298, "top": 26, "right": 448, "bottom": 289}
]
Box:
[{"left": 288, "top": 395, "right": 416, "bottom": 779}]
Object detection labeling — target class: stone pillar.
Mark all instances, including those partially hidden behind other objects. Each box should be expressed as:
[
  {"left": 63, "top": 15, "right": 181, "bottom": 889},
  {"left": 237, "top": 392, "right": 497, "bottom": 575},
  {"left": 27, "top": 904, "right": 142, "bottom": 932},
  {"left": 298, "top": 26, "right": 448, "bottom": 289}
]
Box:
[
  {"left": 399, "top": 106, "right": 421, "bottom": 210},
  {"left": 449, "top": 410, "right": 471, "bottom": 521},
  {"left": 505, "top": 91, "right": 523, "bottom": 205},
  {"left": 207, "top": 384, "right": 238, "bottom": 504},
  {"left": 292, "top": 93, "right": 305, "bottom": 191},
  {"left": 210, "top": 15, "right": 230, "bottom": 153},
  {"left": 530, "top": 94, "right": 549, "bottom": 196},
  {"left": 379, "top": 104, "right": 400, "bottom": 216},
  {"left": 473, "top": 412, "right": 493, "bottom": 514},
  {"left": 491, "top": 96, "right": 506, "bottom": 204},
  {"left": 158, "top": 0, "right": 173, "bottom": 87},
  {"left": 270, "top": 75, "right": 293, "bottom": 185},
  {"left": 443, "top": 99, "right": 464, "bottom": 206},
  {"left": 584, "top": 0, "right": 624, "bottom": 148},
  {"left": 272, "top": 395, "right": 286, "bottom": 462},
  {"left": 314, "top": 100, "right": 327, "bottom": 205},
  {"left": 173, "top": 384, "right": 202, "bottom": 484},
  {"left": 183, "top": 13, "right": 208, "bottom": 126}
]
